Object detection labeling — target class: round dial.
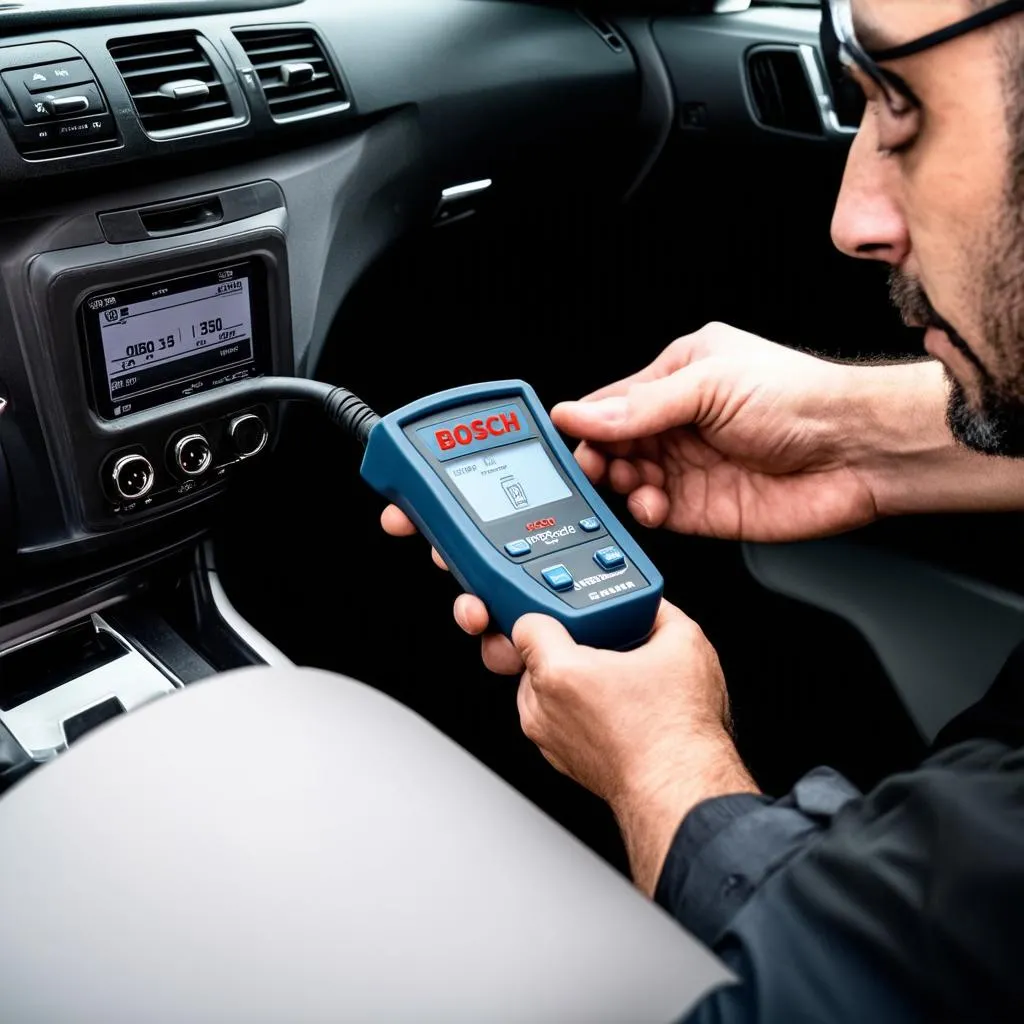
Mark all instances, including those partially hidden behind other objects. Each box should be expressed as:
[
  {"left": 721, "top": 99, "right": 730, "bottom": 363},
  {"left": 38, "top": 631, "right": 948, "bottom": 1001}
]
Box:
[{"left": 229, "top": 414, "right": 268, "bottom": 459}]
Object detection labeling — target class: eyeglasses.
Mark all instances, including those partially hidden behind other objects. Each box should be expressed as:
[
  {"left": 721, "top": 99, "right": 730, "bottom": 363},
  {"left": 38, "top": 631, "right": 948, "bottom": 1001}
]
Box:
[{"left": 826, "top": 0, "right": 1024, "bottom": 114}]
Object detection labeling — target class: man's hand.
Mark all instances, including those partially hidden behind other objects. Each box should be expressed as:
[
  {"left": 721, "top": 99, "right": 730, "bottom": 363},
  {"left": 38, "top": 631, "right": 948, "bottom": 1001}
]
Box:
[
  {"left": 554, "top": 323, "right": 1024, "bottom": 540},
  {"left": 512, "top": 601, "right": 757, "bottom": 894}
]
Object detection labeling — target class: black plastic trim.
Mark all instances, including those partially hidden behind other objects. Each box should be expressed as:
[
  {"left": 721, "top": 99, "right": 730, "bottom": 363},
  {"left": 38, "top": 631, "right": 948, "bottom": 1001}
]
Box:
[{"left": 0, "top": 0, "right": 302, "bottom": 32}]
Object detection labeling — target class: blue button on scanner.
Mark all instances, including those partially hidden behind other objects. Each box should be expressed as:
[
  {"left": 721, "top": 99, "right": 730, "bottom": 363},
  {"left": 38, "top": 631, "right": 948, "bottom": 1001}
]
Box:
[
  {"left": 505, "top": 539, "right": 531, "bottom": 557},
  {"left": 594, "top": 546, "right": 626, "bottom": 571},
  {"left": 541, "top": 565, "right": 574, "bottom": 592},
  {"left": 579, "top": 516, "right": 601, "bottom": 533}
]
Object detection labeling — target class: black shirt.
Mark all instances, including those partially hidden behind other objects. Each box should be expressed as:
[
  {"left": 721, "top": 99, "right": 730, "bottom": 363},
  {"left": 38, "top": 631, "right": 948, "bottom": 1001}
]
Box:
[{"left": 659, "top": 645, "right": 1024, "bottom": 1022}]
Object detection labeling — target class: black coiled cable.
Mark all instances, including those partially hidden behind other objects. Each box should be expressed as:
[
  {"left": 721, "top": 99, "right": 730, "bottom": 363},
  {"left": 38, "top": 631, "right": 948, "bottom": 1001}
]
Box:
[{"left": 207, "top": 376, "right": 381, "bottom": 446}]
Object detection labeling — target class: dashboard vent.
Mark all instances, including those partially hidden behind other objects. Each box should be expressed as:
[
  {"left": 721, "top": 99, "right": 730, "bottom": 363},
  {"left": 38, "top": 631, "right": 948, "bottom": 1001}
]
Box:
[
  {"left": 108, "top": 34, "right": 236, "bottom": 136},
  {"left": 233, "top": 27, "right": 349, "bottom": 121},
  {"left": 746, "top": 48, "right": 823, "bottom": 137}
]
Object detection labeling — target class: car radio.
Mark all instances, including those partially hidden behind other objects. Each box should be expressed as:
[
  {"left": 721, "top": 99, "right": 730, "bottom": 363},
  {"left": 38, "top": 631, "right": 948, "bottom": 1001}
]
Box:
[{"left": 78, "top": 258, "right": 273, "bottom": 420}]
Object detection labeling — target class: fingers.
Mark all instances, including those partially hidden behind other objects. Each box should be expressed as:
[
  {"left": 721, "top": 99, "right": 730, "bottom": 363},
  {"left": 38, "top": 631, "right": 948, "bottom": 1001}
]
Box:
[
  {"left": 380, "top": 504, "right": 418, "bottom": 537},
  {"left": 482, "top": 633, "right": 526, "bottom": 676},
  {"left": 511, "top": 613, "right": 580, "bottom": 675},
  {"left": 552, "top": 368, "right": 711, "bottom": 444},
  {"left": 626, "top": 485, "right": 670, "bottom": 528},
  {"left": 381, "top": 504, "right": 449, "bottom": 569},
  {"left": 453, "top": 593, "right": 489, "bottom": 634},
  {"left": 574, "top": 442, "right": 608, "bottom": 484},
  {"left": 572, "top": 333, "right": 703, "bottom": 405},
  {"left": 644, "top": 599, "right": 705, "bottom": 653}
]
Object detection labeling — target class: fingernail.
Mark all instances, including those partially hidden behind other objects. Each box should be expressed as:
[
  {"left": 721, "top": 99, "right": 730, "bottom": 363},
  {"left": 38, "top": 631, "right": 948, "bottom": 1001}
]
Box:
[{"left": 629, "top": 495, "right": 651, "bottom": 525}]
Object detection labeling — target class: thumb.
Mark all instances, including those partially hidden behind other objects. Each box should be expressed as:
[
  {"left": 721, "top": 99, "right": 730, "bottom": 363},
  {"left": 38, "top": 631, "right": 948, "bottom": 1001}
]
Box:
[
  {"left": 551, "top": 369, "right": 712, "bottom": 443},
  {"left": 511, "top": 613, "right": 579, "bottom": 672}
]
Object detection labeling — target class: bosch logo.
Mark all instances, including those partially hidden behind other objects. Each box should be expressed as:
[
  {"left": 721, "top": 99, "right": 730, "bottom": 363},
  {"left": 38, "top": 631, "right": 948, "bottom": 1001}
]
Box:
[
  {"left": 436, "top": 411, "right": 521, "bottom": 451},
  {"left": 526, "top": 517, "right": 556, "bottom": 532}
]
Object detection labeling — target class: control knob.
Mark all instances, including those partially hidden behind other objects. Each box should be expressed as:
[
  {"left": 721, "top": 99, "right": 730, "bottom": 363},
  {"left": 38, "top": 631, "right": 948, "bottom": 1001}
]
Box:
[
  {"left": 174, "top": 433, "right": 213, "bottom": 477},
  {"left": 229, "top": 413, "right": 268, "bottom": 458},
  {"left": 110, "top": 454, "right": 154, "bottom": 501}
]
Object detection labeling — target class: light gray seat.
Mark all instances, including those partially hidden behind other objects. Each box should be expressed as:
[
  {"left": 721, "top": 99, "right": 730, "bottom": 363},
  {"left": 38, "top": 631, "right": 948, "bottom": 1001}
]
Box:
[{"left": 0, "top": 666, "right": 731, "bottom": 1023}]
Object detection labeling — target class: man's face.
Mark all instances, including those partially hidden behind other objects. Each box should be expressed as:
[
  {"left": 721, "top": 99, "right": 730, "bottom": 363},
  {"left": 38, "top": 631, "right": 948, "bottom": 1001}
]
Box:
[{"left": 831, "top": 0, "right": 1024, "bottom": 454}]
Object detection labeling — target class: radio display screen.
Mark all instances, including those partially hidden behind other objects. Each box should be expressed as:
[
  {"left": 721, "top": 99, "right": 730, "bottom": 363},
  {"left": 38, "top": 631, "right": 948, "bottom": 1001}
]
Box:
[{"left": 80, "top": 260, "right": 271, "bottom": 419}]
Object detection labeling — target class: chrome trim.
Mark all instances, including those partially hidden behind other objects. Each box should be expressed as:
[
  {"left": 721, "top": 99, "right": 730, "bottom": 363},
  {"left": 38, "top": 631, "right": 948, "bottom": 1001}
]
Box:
[
  {"left": 159, "top": 79, "right": 210, "bottom": 102},
  {"left": 440, "top": 179, "right": 492, "bottom": 200},
  {"left": 228, "top": 413, "right": 268, "bottom": 459},
  {"left": 203, "top": 541, "right": 292, "bottom": 667},
  {"left": 281, "top": 62, "right": 315, "bottom": 86},
  {"left": 174, "top": 433, "right": 213, "bottom": 477},
  {"left": 111, "top": 453, "right": 155, "bottom": 501},
  {"left": 0, "top": 614, "right": 179, "bottom": 762},
  {"left": 798, "top": 44, "right": 858, "bottom": 137}
]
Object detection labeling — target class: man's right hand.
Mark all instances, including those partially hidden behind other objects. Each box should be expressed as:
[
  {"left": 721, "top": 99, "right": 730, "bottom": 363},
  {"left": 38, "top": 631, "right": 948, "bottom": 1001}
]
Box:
[{"left": 551, "top": 322, "right": 956, "bottom": 542}]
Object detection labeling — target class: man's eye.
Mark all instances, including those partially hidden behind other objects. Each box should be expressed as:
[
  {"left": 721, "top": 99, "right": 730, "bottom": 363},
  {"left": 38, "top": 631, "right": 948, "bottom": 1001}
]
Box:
[{"left": 875, "top": 104, "right": 920, "bottom": 156}]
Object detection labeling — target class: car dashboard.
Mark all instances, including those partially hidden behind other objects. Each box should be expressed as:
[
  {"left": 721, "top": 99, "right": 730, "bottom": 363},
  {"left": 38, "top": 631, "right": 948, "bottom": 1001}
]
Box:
[{"left": 0, "top": 0, "right": 845, "bottom": 784}]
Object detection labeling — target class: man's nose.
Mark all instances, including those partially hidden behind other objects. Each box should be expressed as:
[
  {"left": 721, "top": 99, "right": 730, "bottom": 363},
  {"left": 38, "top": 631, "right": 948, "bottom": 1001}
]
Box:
[{"left": 830, "top": 121, "right": 910, "bottom": 265}]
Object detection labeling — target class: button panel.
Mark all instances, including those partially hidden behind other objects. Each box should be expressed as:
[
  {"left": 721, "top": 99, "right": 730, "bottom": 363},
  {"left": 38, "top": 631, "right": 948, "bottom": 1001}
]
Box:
[
  {"left": 523, "top": 539, "right": 651, "bottom": 610},
  {"left": 541, "top": 565, "right": 574, "bottom": 592},
  {"left": 103, "top": 407, "right": 272, "bottom": 519},
  {"left": 12, "top": 59, "right": 93, "bottom": 93},
  {"left": 0, "top": 51, "right": 117, "bottom": 157},
  {"left": 11, "top": 81, "right": 104, "bottom": 124}
]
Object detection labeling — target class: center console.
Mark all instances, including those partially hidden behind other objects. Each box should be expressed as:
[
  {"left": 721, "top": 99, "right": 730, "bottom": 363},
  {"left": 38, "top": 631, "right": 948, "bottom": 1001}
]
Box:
[
  {"left": 20, "top": 195, "right": 292, "bottom": 532},
  {"left": 0, "top": 182, "right": 298, "bottom": 779}
]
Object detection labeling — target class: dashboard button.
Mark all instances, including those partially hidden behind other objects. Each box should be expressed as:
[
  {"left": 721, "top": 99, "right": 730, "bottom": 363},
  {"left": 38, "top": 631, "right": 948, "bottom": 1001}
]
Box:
[
  {"left": 10, "top": 81, "right": 104, "bottom": 124},
  {"left": 541, "top": 564, "right": 574, "bottom": 592},
  {"left": 110, "top": 454, "right": 154, "bottom": 501},
  {"left": 13, "top": 60, "right": 92, "bottom": 94},
  {"left": 229, "top": 413, "right": 269, "bottom": 458},
  {"left": 579, "top": 516, "right": 601, "bottom": 532},
  {"left": 174, "top": 434, "right": 213, "bottom": 477},
  {"left": 504, "top": 539, "right": 531, "bottom": 557},
  {"left": 594, "top": 545, "right": 626, "bottom": 571}
]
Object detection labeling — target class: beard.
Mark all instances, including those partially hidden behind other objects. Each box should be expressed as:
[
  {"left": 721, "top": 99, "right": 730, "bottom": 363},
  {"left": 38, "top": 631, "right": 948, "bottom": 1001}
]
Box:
[{"left": 888, "top": 267, "right": 1024, "bottom": 457}]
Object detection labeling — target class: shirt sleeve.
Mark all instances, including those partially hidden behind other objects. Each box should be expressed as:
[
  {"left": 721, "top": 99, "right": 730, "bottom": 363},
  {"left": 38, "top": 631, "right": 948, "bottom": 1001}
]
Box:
[
  {"left": 654, "top": 766, "right": 861, "bottom": 946},
  {"left": 664, "top": 739, "right": 1024, "bottom": 1023}
]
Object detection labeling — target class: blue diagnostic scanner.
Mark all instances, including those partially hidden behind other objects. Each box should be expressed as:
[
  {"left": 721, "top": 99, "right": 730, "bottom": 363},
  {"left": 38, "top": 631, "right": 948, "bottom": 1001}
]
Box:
[{"left": 360, "top": 380, "right": 663, "bottom": 650}]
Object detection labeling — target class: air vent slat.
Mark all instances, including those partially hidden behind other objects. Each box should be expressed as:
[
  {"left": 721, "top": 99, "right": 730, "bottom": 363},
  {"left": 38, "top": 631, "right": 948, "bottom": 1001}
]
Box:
[
  {"left": 108, "top": 33, "right": 238, "bottom": 136},
  {"left": 251, "top": 56, "right": 326, "bottom": 73},
  {"left": 243, "top": 42, "right": 319, "bottom": 58},
  {"left": 746, "top": 49, "right": 822, "bottom": 137},
  {"left": 120, "top": 60, "right": 213, "bottom": 80},
  {"left": 234, "top": 27, "right": 349, "bottom": 122},
  {"left": 261, "top": 72, "right": 332, "bottom": 94},
  {"left": 108, "top": 45, "right": 196, "bottom": 63}
]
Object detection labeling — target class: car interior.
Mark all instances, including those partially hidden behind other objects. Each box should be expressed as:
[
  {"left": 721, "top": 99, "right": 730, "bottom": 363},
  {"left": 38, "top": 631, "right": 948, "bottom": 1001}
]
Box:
[{"left": 2, "top": 0, "right": 1024, "bottom": 1015}]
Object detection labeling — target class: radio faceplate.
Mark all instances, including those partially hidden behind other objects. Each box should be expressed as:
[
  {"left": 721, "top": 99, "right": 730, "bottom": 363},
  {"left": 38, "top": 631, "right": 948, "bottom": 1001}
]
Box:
[
  {"left": 79, "top": 258, "right": 272, "bottom": 420},
  {"left": 26, "top": 223, "right": 293, "bottom": 531}
]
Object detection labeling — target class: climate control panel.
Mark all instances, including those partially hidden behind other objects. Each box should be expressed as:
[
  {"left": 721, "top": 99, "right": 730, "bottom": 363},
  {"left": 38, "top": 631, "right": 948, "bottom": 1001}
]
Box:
[{"left": 99, "top": 405, "right": 270, "bottom": 518}]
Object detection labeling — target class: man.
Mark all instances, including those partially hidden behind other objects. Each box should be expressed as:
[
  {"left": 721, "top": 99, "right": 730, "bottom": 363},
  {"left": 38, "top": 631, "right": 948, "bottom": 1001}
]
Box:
[{"left": 384, "top": 0, "right": 1024, "bottom": 1018}]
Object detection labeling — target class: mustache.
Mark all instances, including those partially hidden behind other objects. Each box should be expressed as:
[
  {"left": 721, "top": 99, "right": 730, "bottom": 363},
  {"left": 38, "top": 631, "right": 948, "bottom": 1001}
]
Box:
[{"left": 888, "top": 270, "right": 985, "bottom": 374}]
